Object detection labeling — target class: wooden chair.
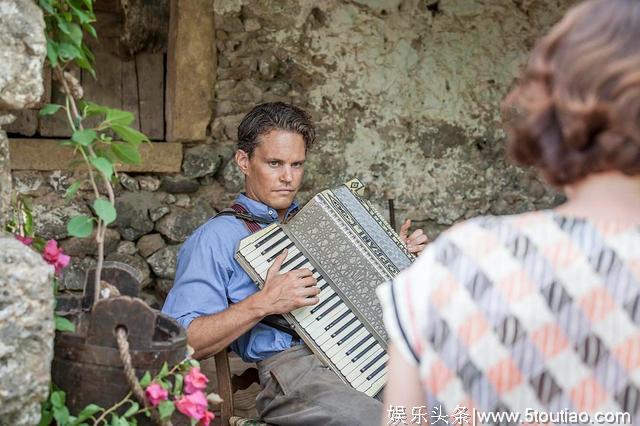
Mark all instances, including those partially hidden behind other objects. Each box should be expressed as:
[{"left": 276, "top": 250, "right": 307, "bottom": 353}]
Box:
[{"left": 214, "top": 348, "right": 267, "bottom": 426}]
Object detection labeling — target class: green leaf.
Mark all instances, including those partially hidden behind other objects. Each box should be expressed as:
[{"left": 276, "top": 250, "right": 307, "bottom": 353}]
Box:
[
  {"left": 68, "top": 3, "right": 93, "bottom": 25},
  {"left": 111, "top": 142, "right": 141, "bottom": 165},
  {"left": 71, "top": 129, "right": 97, "bottom": 146},
  {"left": 56, "top": 15, "right": 72, "bottom": 36},
  {"left": 51, "top": 390, "right": 66, "bottom": 408},
  {"left": 64, "top": 181, "right": 83, "bottom": 201},
  {"left": 111, "top": 124, "right": 148, "bottom": 145},
  {"left": 139, "top": 372, "right": 151, "bottom": 387},
  {"left": 38, "top": 0, "right": 55, "bottom": 14},
  {"left": 74, "top": 404, "right": 102, "bottom": 424},
  {"left": 58, "top": 42, "right": 83, "bottom": 61},
  {"left": 46, "top": 40, "right": 59, "bottom": 67},
  {"left": 189, "top": 359, "right": 200, "bottom": 369},
  {"left": 93, "top": 199, "right": 116, "bottom": 225},
  {"left": 106, "top": 109, "right": 135, "bottom": 126},
  {"left": 83, "top": 23, "right": 97, "bottom": 38},
  {"left": 158, "top": 401, "right": 175, "bottom": 420},
  {"left": 123, "top": 402, "right": 139, "bottom": 418},
  {"left": 55, "top": 315, "right": 76, "bottom": 332},
  {"left": 82, "top": 102, "right": 108, "bottom": 117},
  {"left": 159, "top": 362, "right": 169, "bottom": 378},
  {"left": 53, "top": 405, "right": 70, "bottom": 425},
  {"left": 173, "top": 373, "right": 183, "bottom": 395},
  {"left": 39, "top": 103, "right": 62, "bottom": 116},
  {"left": 90, "top": 157, "right": 113, "bottom": 180},
  {"left": 67, "top": 215, "right": 94, "bottom": 238},
  {"left": 68, "top": 23, "right": 84, "bottom": 47},
  {"left": 38, "top": 410, "right": 53, "bottom": 426}
]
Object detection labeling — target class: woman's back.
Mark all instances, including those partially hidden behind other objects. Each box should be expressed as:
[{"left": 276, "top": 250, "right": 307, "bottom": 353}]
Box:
[{"left": 380, "top": 211, "right": 640, "bottom": 422}]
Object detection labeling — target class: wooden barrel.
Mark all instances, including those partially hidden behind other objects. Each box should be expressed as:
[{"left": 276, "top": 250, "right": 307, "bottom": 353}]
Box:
[{"left": 53, "top": 262, "right": 187, "bottom": 421}]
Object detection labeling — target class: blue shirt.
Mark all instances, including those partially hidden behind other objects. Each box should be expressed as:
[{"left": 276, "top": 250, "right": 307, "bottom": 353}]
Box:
[{"left": 162, "top": 193, "right": 300, "bottom": 363}]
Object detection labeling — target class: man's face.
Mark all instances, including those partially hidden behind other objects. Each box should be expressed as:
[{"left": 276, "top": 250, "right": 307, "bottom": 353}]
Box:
[{"left": 235, "top": 130, "right": 306, "bottom": 218}]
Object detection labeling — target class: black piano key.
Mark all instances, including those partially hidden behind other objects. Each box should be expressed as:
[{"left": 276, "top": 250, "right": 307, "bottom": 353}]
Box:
[
  {"left": 366, "top": 363, "right": 386, "bottom": 381},
  {"left": 331, "top": 316, "right": 357, "bottom": 338},
  {"left": 346, "top": 334, "right": 372, "bottom": 356},
  {"left": 282, "top": 251, "right": 304, "bottom": 269},
  {"left": 325, "top": 310, "right": 351, "bottom": 331},
  {"left": 262, "top": 234, "right": 288, "bottom": 255},
  {"left": 338, "top": 323, "right": 364, "bottom": 345},
  {"left": 320, "top": 281, "right": 330, "bottom": 291},
  {"left": 315, "top": 300, "right": 342, "bottom": 321},
  {"left": 360, "top": 351, "right": 385, "bottom": 373},
  {"left": 255, "top": 229, "right": 283, "bottom": 248},
  {"left": 266, "top": 241, "right": 295, "bottom": 262},
  {"left": 351, "top": 340, "right": 377, "bottom": 363},
  {"left": 310, "top": 292, "right": 338, "bottom": 314}
]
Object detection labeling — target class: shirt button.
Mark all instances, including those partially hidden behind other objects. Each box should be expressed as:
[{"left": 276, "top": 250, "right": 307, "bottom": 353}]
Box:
[{"left": 268, "top": 209, "right": 274, "bottom": 215}]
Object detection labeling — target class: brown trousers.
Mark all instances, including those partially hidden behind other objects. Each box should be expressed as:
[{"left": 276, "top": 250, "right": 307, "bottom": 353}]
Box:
[{"left": 256, "top": 345, "right": 383, "bottom": 426}]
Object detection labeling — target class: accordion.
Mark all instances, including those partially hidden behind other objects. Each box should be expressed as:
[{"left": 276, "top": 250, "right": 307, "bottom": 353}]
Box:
[{"left": 235, "top": 179, "right": 414, "bottom": 397}]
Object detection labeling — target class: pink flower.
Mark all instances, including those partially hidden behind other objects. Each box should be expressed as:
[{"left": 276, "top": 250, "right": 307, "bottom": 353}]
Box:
[
  {"left": 145, "top": 382, "right": 168, "bottom": 407},
  {"left": 199, "top": 411, "right": 215, "bottom": 426},
  {"left": 184, "top": 367, "right": 209, "bottom": 394},
  {"left": 42, "top": 240, "right": 70, "bottom": 275},
  {"left": 15, "top": 235, "right": 33, "bottom": 246},
  {"left": 175, "top": 391, "right": 208, "bottom": 420}
]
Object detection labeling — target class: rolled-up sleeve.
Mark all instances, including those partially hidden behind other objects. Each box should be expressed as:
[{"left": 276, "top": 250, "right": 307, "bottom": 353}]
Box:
[{"left": 162, "top": 225, "right": 232, "bottom": 330}]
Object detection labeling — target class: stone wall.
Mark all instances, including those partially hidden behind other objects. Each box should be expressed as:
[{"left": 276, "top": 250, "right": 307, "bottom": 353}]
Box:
[{"left": 10, "top": 0, "right": 575, "bottom": 304}]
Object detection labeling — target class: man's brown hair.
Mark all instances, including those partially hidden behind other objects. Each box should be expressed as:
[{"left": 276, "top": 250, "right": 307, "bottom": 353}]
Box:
[{"left": 502, "top": 0, "right": 640, "bottom": 186}]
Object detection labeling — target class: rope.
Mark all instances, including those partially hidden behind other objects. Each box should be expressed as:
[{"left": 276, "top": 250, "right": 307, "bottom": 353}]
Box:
[{"left": 116, "top": 326, "right": 172, "bottom": 426}]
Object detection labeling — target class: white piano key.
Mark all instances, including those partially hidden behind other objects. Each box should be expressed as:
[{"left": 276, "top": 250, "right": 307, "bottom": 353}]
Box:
[
  {"left": 241, "top": 228, "right": 284, "bottom": 258},
  {"left": 351, "top": 354, "right": 388, "bottom": 389},
  {"left": 326, "top": 326, "right": 368, "bottom": 359},
  {"left": 315, "top": 312, "right": 356, "bottom": 346},
  {"left": 323, "top": 322, "right": 364, "bottom": 358},
  {"left": 281, "top": 258, "right": 312, "bottom": 274},
  {"left": 291, "top": 285, "right": 334, "bottom": 322},
  {"left": 305, "top": 304, "right": 348, "bottom": 337},
  {"left": 300, "top": 293, "right": 340, "bottom": 327},
  {"left": 256, "top": 246, "right": 300, "bottom": 276},
  {"left": 332, "top": 332, "right": 373, "bottom": 368},
  {"left": 245, "top": 233, "right": 289, "bottom": 264},
  {"left": 363, "top": 371, "right": 387, "bottom": 397},
  {"left": 342, "top": 347, "right": 384, "bottom": 379},
  {"left": 356, "top": 365, "right": 386, "bottom": 393}
]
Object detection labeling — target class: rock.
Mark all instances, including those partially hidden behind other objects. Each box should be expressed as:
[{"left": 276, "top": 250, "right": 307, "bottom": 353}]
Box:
[
  {"left": 137, "top": 175, "right": 161, "bottom": 192},
  {"left": 155, "top": 278, "right": 174, "bottom": 299},
  {"left": 174, "top": 194, "right": 191, "bottom": 208},
  {"left": 60, "top": 256, "right": 96, "bottom": 291},
  {"left": 0, "top": 130, "right": 11, "bottom": 229},
  {"left": 116, "top": 240, "right": 137, "bottom": 256},
  {"left": 32, "top": 194, "right": 92, "bottom": 240},
  {"left": 139, "top": 288, "right": 162, "bottom": 310},
  {"left": 47, "top": 170, "right": 74, "bottom": 195},
  {"left": 155, "top": 201, "right": 213, "bottom": 243},
  {"left": 150, "top": 205, "right": 170, "bottom": 222},
  {"left": 119, "top": 173, "right": 139, "bottom": 191},
  {"left": 244, "top": 18, "right": 261, "bottom": 32},
  {"left": 182, "top": 144, "right": 224, "bottom": 178},
  {"left": 137, "top": 233, "right": 166, "bottom": 258},
  {"left": 222, "top": 160, "right": 245, "bottom": 193},
  {"left": 0, "top": 0, "right": 46, "bottom": 110},
  {"left": 0, "top": 234, "right": 53, "bottom": 425},
  {"left": 11, "top": 171, "right": 45, "bottom": 196},
  {"left": 105, "top": 252, "right": 152, "bottom": 288},
  {"left": 147, "top": 245, "right": 181, "bottom": 279},
  {"left": 164, "top": 194, "right": 177, "bottom": 204},
  {"left": 59, "top": 228, "right": 120, "bottom": 257},
  {"left": 161, "top": 176, "right": 200, "bottom": 194},
  {"left": 114, "top": 192, "right": 161, "bottom": 241}
]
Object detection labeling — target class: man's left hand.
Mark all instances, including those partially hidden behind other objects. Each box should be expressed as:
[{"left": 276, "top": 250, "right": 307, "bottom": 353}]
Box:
[{"left": 399, "top": 219, "right": 428, "bottom": 255}]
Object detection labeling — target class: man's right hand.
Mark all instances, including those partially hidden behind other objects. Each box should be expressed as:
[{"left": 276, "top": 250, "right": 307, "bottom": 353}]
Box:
[{"left": 259, "top": 249, "right": 320, "bottom": 315}]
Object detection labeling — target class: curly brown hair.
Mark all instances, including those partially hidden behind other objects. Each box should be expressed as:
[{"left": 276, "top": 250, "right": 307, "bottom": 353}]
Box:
[{"left": 502, "top": 0, "right": 640, "bottom": 186}]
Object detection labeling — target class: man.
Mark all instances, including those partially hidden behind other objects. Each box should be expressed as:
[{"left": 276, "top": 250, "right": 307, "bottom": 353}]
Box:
[{"left": 162, "top": 102, "right": 427, "bottom": 425}]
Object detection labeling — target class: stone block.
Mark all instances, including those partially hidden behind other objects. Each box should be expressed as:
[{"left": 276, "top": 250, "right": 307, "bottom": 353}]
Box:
[
  {"left": 147, "top": 244, "right": 181, "bottom": 279},
  {"left": 137, "top": 233, "right": 166, "bottom": 258},
  {"left": 0, "top": 234, "right": 54, "bottom": 425}
]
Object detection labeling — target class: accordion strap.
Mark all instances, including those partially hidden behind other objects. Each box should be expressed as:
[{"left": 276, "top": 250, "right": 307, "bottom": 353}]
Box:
[{"left": 216, "top": 203, "right": 299, "bottom": 339}]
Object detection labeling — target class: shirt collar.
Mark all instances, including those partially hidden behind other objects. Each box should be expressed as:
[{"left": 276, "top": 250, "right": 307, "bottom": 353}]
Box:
[{"left": 235, "top": 193, "right": 300, "bottom": 223}]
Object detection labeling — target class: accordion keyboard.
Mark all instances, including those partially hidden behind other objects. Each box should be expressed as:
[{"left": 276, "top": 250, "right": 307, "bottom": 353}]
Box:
[{"left": 238, "top": 225, "right": 388, "bottom": 397}]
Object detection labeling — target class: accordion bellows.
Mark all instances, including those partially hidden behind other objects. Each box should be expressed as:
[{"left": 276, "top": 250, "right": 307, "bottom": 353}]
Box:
[{"left": 236, "top": 179, "right": 414, "bottom": 397}]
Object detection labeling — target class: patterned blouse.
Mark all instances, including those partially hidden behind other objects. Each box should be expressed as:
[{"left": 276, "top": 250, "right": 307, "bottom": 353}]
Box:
[{"left": 378, "top": 210, "right": 640, "bottom": 424}]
